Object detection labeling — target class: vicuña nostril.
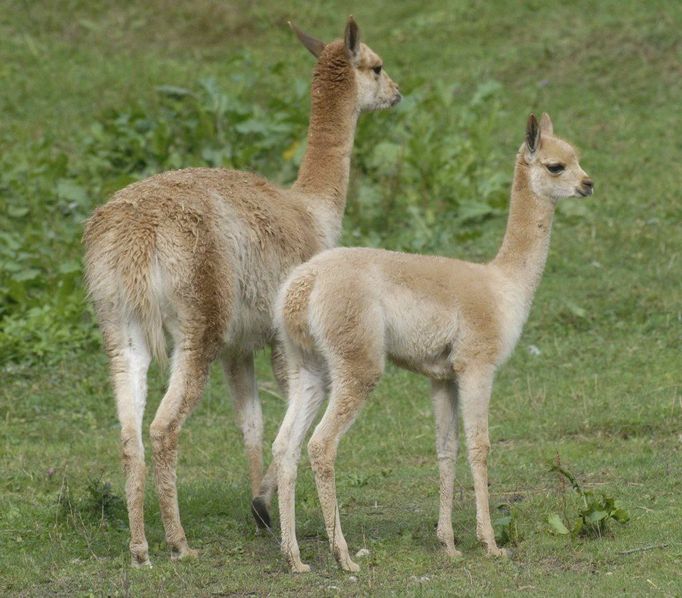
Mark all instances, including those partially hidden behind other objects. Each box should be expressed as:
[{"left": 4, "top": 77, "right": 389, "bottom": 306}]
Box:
[{"left": 582, "top": 178, "right": 593, "bottom": 189}]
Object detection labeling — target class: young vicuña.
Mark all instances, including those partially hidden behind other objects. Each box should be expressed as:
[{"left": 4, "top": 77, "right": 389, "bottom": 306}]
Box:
[
  {"left": 83, "top": 17, "right": 400, "bottom": 568},
  {"left": 272, "top": 113, "right": 594, "bottom": 572}
]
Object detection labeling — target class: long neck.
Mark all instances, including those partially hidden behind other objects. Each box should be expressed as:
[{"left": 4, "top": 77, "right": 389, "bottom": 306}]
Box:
[
  {"left": 292, "top": 68, "right": 358, "bottom": 213},
  {"left": 493, "top": 153, "right": 556, "bottom": 300}
]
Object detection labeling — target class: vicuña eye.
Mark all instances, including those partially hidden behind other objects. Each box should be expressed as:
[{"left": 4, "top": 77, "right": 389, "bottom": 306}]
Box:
[
  {"left": 546, "top": 163, "right": 565, "bottom": 174},
  {"left": 372, "top": 65, "right": 383, "bottom": 75}
]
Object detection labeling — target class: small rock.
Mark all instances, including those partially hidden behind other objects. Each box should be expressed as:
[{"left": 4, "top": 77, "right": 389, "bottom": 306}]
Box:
[
  {"left": 349, "top": 576, "right": 358, "bottom": 583},
  {"left": 528, "top": 345, "right": 541, "bottom": 356},
  {"left": 355, "top": 548, "right": 370, "bottom": 558}
]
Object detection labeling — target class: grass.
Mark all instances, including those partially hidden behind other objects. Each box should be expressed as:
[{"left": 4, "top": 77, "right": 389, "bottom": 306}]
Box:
[{"left": 1, "top": 0, "right": 681, "bottom": 596}]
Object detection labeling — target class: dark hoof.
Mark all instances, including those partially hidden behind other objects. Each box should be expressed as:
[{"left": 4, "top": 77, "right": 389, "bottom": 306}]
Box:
[{"left": 251, "top": 496, "right": 272, "bottom": 529}]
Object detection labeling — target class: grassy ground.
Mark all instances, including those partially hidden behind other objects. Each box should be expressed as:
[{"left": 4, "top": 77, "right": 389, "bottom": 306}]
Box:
[{"left": 1, "top": 1, "right": 681, "bottom": 596}]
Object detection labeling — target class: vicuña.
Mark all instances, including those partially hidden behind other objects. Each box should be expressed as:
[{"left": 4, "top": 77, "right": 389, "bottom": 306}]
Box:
[
  {"left": 272, "top": 113, "right": 594, "bottom": 572},
  {"left": 83, "top": 17, "right": 400, "bottom": 568}
]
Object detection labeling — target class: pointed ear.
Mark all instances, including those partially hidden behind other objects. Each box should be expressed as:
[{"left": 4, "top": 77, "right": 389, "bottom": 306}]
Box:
[
  {"left": 344, "top": 16, "right": 360, "bottom": 61},
  {"left": 526, "top": 113, "right": 541, "bottom": 155},
  {"left": 539, "top": 112, "right": 554, "bottom": 136},
  {"left": 289, "top": 21, "right": 325, "bottom": 58}
]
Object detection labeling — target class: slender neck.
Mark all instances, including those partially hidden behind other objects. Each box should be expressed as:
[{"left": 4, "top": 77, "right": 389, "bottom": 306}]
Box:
[
  {"left": 493, "top": 152, "right": 556, "bottom": 298},
  {"left": 292, "top": 66, "right": 359, "bottom": 213}
]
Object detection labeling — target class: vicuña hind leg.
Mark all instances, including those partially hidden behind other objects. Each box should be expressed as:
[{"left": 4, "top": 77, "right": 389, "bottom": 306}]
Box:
[
  {"left": 150, "top": 344, "right": 211, "bottom": 561},
  {"left": 222, "top": 352, "right": 264, "bottom": 499},
  {"left": 108, "top": 320, "right": 152, "bottom": 568},
  {"left": 273, "top": 364, "right": 327, "bottom": 572},
  {"left": 431, "top": 379, "right": 462, "bottom": 558},
  {"left": 308, "top": 370, "right": 379, "bottom": 572},
  {"left": 458, "top": 366, "right": 507, "bottom": 558},
  {"left": 249, "top": 341, "right": 289, "bottom": 529}
]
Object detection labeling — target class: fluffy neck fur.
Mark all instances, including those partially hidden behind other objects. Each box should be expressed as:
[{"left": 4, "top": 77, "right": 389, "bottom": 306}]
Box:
[
  {"left": 492, "top": 150, "right": 556, "bottom": 301},
  {"left": 293, "top": 43, "right": 358, "bottom": 213}
]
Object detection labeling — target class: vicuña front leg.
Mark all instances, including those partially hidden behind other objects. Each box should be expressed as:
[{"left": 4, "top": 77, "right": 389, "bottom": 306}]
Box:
[
  {"left": 150, "top": 347, "right": 209, "bottom": 561},
  {"left": 459, "top": 367, "right": 507, "bottom": 558},
  {"left": 431, "top": 379, "right": 462, "bottom": 558},
  {"left": 308, "top": 377, "right": 374, "bottom": 572}
]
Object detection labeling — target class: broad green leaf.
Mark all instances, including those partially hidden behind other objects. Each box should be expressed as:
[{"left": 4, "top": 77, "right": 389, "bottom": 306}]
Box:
[
  {"left": 547, "top": 514, "right": 570, "bottom": 535},
  {"left": 612, "top": 509, "right": 630, "bottom": 523},
  {"left": 586, "top": 510, "right": 608, "bottom": 524}
]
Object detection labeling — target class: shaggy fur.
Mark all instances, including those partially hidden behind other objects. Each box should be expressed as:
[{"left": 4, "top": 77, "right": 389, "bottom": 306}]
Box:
[
  {"left": 83, "top": 17, "right": 400, "bottom": 568},
  {"left": 271, "top": 114, "right": 594, "bottom": 572}
]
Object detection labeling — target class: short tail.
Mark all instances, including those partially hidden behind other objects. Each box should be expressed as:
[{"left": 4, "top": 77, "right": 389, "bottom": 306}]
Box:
[
  {"left": 137, "top": 289, "right": 167, "bottom": 366},
  {"left": 83, "top": 208, "right": 168, "bottom": 365}
]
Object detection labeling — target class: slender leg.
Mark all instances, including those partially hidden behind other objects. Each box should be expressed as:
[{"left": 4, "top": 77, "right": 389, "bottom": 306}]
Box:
[
  {"left": 273, "top": 365, "right": 327, "bottom": 572},
  {"left": 270, "top": 341, "right": 289, "bottom": 399},
  {"left": 249, "top": 342, "right": 289, "bottom": 528},
  {"left": 458, "top": 366, "right": 507, "bottom": 557},
  {"left": 222, "top": 352, "right": 264, "bottom": 498},
  {"left": 307, "top": 375, "right": 376, "bottom": 573},
  {"left": 150, "top": 345, "right": 210, "bottom": 560},
  {"left": 431, "top": 378, "right": 462, "bottom": 558},
  {"left": 109, "top": 320, "right": 151, "bottom": 568}
]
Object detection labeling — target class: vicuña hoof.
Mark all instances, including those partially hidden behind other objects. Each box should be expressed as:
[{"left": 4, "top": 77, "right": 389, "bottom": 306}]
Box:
[
  {"left": 170, "top": 544, "right": 199, "bottom": 561},
  {"left": 290, "top": 560, "right": 311, "bottom": 573},
  {"left": 251, "top": 496, "right": 272, "bottom": 529},
  {"left": 486, "top": 546, "right": 509, "bottom": 558},
  {"left": 338, "top": 557, "right": 360, "bottom": 572},
  {"left": 131, "top": 556, "right": 152, "bottom": 569}
]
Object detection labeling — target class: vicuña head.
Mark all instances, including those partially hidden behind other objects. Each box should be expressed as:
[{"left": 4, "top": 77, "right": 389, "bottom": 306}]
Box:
[
  {"left": 291, "top": 17, "right": 401, "bottom": 113},
  {"left": 522, "top": 112, "right": 593, "bottom": 201}
]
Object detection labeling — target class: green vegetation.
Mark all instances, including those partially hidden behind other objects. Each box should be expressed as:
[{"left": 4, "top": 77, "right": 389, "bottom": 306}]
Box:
[
  {"left": 547, "top": 460, "right": 630, "bottom": 538},
  {"left": 1, "top": 1, "right": 680, "bottom": 595}
]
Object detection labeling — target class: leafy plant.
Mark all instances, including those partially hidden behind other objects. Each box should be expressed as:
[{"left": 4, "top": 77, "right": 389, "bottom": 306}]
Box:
[
  {"left": 493, "top": 503, "right": 522, "bottom": 547},
  {"left": 56, "top": 473, "right": 124, "bottom": 527},
  {"left": 0, "top": 55, "right": 508, "bottom": 366},
  {"left": 547, "top": 459, "right": 629, "bottom": 538},
  {"left": 347, "top": 79, "right": 509, "bottom": 252}
]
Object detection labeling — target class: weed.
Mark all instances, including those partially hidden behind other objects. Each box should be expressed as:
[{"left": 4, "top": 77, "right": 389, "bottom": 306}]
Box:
[
  {"left": 547, "top": 457, "right": 629, "bottom": 538},
  {"left": 493, "top": 503, "right": 522, "bottom": 547},
  {"left": 55, "top": 473, "right": 125, "bottom": 528}
]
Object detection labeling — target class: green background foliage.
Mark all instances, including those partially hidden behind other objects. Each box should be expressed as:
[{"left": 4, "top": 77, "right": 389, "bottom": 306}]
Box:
[{"left": 1, "top": 1, "right": 680, "bottom": 595}]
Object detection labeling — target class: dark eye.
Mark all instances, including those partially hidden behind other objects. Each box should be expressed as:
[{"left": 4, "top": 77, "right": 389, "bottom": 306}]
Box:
[
  {"left": 372, "top": 65, "right": 383, "bottom": 75},
  {"left": 546, "top": 163, "right": 565, "bottom": 174}
]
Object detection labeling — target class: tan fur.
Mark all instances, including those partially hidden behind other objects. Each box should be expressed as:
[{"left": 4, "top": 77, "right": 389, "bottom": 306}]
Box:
[
  {"left": 272, "top": 114, "right": 594, "bottom": 572},
  {"left": 83, "top": 17, "right": 400, "bottom": 567}
]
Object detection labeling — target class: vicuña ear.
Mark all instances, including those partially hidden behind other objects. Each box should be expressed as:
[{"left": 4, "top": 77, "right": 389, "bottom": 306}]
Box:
[
  {"left": 539, "top": 112, "right": 554, "bottom": 136},
  {"left": 344, "top": 16, "right": 360, "bottom": 62},
  {"left": 289, "top": 21, "right": 325, "bottom": 58},
  {"left": 526, "top": 113, "right": 541, "bottom": 155}
]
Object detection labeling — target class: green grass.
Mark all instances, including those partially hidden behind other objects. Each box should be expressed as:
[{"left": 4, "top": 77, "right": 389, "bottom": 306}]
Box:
[{"left": 1, "top": 0, "right": 681, "bottom": 595}]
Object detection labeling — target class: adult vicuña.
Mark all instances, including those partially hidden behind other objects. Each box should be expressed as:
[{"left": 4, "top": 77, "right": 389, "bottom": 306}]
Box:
[
  {"left": 83, "top": 17, "right": 400, "bottom": 568},
  {"left": 272, "top": 113, "right": 594, "bottom": 572}
]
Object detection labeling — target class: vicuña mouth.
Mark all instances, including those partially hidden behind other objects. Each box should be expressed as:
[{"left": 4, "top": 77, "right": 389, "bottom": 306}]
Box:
[{"left": 576, "top": 187, "right": 593, "bottom": 197}]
